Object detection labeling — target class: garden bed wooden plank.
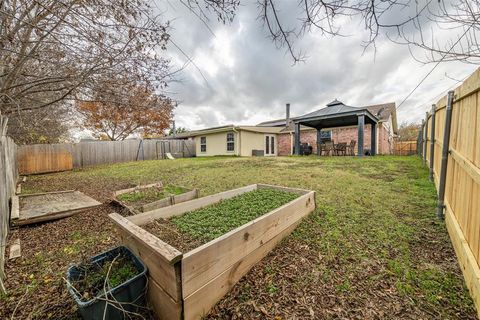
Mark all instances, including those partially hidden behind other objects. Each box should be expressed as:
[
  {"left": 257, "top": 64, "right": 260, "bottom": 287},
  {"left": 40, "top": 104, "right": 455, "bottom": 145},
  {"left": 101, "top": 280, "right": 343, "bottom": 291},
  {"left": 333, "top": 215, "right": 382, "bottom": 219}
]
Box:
[
  {"left": 172, "top": 189, "right": 199, "bottom": 205},
  {"left": 181, "top": 190, "right": 315, "bottom": 298},
  {"left": 110, "top": 213, "right": 183, "bottom": 301},
  {"left": 148, "top": 279, "right": 183, "bottom": 320},
  {"left": 113, "top": 183, "right": 198, "bottom": 214},
  {"left": 129, "top": 184, "right": 257, "bottom": 225},
  {"left": 256, "top": 183, "right": 311, "bottom": 195},
  {"left": 112, "top": 182, "right": 163, "bottom": 197},
  {"left": 183, "top": 220, "right": 301, "bottom": 320},
  {"left": 141, "top": 197, "right": 172, "bottom": 212}
]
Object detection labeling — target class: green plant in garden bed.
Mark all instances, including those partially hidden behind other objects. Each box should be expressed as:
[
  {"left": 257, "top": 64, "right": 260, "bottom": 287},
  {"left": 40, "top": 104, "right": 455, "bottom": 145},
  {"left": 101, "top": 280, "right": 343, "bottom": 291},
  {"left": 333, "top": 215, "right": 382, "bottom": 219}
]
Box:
[
  {"left": 170, "top": 189, "right": 298, "bottom": 242},
  {"left": 71, "top": 256, "right": 138, "bottom": 302}
]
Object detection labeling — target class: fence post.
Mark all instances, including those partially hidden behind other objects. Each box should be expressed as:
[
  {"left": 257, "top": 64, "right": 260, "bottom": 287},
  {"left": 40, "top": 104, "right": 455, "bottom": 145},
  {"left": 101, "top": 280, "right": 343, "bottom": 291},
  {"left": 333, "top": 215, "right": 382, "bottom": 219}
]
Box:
[
  {"left": 423, "top": 112, "right": 428, "bottom": 165},
  {"left": 429, "top": 104, "right": 436, "bottom": 181},
  {"left": 417, "top": 119, "right": 424, "bottom": 157},
  {"left": 436, "top": 91, "right": 455, "bottom": 220}
]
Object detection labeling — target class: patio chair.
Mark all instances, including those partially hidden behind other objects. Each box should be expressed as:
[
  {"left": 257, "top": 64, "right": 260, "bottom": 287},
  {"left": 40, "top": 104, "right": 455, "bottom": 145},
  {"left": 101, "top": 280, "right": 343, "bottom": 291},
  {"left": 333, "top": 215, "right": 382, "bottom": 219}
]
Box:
[
  {"left": 335, "top": 143, "right": 348, "bottom": 156},
  {"left": 347, "top": 140, "right": 356, "bottom": 156},
  {"left": 321, "top": 141, "right": 334, "bottom": 156}
]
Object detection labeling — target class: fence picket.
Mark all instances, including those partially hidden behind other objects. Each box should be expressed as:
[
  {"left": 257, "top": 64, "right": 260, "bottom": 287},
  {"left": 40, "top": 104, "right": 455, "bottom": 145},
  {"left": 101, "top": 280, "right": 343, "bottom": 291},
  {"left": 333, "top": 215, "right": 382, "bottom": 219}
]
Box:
[{"left": 0, "top": 114, "right": 18, "bottom": 293}]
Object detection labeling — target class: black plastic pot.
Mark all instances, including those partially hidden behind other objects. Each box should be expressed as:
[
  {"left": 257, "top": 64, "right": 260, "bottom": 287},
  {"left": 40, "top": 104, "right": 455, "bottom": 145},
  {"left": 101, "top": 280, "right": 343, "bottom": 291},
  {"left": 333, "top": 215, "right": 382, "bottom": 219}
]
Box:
[{"left": 66, "top": 246, "right": 147, "bottom": 320}]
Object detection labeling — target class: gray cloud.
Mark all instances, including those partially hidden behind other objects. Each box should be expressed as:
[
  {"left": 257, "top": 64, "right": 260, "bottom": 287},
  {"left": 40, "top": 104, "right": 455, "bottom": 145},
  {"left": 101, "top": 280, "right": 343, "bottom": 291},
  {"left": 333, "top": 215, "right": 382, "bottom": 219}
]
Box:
[{"left": 157, "top": 1, "right": 477, "bottom": 130}]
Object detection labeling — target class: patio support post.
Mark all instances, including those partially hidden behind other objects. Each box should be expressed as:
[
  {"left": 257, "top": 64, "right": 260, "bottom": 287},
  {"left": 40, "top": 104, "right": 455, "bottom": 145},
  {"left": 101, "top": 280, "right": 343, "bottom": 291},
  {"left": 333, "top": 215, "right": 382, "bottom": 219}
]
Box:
[
  {"left": 294, "top": 122, "right": 301, "bottom": 155},
  {"left": 370, "top": 123, "right": 377, "bottom": 156},
  {"left": 429, "top": 104, "right": 436, "bottom": 181},
  {"left": 436, "top": 91, "right": 454, "bottom": 220},
  {"left": 357, "top": 114, "right": 365, "bottom": 157},
  {"left": 316, "top": 128, "right": 322, "bottom": 156}
]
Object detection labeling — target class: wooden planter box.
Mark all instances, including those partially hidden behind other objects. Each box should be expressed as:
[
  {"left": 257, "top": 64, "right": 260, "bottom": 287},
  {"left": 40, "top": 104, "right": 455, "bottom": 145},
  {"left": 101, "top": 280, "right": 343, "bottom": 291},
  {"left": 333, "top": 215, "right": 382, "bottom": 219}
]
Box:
[
  {"left": 113, "top": 182, "right": 199, "bottom": 214},
  {"left": 109, "top": 184, "right": 316, "bottom": 320}
]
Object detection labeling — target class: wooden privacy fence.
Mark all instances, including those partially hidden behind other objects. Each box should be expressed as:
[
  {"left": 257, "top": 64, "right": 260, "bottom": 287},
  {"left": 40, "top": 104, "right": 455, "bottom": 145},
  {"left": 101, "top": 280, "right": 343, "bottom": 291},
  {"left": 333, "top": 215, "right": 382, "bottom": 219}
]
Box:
[
  {"left": 0, "top": 114, "right": 18, "bottom": 293},
  {"left": 17, "top": 139, "right": 195, "bottom": 175},
  {"left": 420, "top": 68, "right": 480, "bottom": 317},
  {"left": 393, "top": 140, "right": 417, "bottom": 155}
]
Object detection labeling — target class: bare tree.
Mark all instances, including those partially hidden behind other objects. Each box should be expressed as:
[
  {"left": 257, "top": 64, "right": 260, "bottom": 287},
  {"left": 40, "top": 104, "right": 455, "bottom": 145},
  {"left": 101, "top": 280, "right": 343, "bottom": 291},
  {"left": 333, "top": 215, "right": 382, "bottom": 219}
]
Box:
[
  {"left": 0, "top": 0, "right": 172, "bottom": 140},
  {"left": 6, "top": 105, "right": 72, "bottom": 144},
  {"left": 185, "top": 0, "right": 480, "bottom": 64}
]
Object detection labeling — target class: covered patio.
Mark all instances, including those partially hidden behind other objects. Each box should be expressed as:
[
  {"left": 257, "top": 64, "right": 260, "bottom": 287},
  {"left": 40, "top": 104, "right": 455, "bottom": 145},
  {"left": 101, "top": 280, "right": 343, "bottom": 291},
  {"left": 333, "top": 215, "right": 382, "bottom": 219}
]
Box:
[{"left": 293, "top": 100, "right": 379, "bottom": 156}]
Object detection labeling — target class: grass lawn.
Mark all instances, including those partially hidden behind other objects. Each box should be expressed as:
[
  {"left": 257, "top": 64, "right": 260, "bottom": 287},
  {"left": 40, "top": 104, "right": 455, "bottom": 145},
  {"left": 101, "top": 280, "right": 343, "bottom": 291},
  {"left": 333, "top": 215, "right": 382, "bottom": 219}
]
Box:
[{"left": 1, "top": 156, "right": 477, "bottom": 319}]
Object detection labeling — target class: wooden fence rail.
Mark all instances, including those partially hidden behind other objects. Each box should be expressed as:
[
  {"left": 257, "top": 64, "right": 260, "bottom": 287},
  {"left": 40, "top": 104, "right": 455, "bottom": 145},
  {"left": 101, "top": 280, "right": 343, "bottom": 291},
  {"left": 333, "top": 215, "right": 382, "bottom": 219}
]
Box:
[
  {"left": 17, "top": 139, "right": 195, "bottom": 175},
  {"left": 0, "top": 114, "right": 18, "bottom": 293},
  {"left": 420, "top": 67, "right": 480, "bottom": 317}
]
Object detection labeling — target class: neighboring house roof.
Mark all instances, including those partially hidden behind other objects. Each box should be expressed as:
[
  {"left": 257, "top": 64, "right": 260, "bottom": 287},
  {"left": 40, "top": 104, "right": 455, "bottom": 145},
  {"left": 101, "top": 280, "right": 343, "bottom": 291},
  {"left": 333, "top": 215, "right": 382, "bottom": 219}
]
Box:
[
  {"left": 363, "top": 102, "right": 398, "bottom": 133},
  {"left": 170, "top": 125, "right": 283, "bottom": 138}
]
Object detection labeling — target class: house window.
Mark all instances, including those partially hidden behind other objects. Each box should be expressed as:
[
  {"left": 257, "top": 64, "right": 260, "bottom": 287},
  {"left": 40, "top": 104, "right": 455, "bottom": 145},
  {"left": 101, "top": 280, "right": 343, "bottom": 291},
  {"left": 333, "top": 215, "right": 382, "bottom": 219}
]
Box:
[
  {"left": 271, "top": 136, "right": 275, "bottom": 154},
  {"left": 200, "top": 136, "right": 206, "bottom": 152},
  {"left": 226, "top": 132, "right": 235, "bottom": 152},
  {"left": 265, "top": 136, "right": 270, "bottom": 154}
]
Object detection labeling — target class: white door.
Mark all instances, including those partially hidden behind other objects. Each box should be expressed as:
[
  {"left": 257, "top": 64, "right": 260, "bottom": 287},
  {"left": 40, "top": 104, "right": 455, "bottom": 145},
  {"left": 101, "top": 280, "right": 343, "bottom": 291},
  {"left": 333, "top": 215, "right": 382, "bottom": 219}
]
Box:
[{"left": 264, "top": 134, "right": 276, "bottom": 156}]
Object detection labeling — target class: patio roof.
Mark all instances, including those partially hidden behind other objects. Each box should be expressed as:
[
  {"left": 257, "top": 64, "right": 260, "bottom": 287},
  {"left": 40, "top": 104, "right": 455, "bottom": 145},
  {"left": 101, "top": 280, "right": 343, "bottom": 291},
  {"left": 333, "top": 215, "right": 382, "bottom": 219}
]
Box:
[{"left": 292, "top": 99, "right": 378, "bottom": 129}]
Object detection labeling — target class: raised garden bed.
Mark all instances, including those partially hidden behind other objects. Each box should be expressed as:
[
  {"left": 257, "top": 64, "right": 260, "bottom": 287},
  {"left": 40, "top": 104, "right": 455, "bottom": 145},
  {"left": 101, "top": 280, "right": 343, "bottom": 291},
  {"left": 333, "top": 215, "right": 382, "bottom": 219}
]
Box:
[
  {"left": 109, "top": 184, "right": 316, "bottom": 320},
  {"left": 113, "top": 182, "right": 198, "bottom": 214}
]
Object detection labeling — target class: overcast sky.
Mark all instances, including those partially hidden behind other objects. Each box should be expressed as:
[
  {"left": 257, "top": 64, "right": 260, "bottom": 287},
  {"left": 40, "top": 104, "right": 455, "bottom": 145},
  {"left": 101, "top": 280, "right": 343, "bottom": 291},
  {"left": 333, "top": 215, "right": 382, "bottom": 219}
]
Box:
[{"left": 156, "top": 1, "right": 477, "bottom": 130}]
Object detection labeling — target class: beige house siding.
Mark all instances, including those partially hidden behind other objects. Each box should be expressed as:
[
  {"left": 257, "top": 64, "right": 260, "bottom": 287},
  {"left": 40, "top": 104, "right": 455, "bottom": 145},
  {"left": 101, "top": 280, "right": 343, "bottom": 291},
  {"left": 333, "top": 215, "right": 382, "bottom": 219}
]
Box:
[
  {"left": 239, "top": 131, "right": 277, "bottom": 156},
  {"left": 194, "top": 131, "right": 239, "bottom": 156},
  {"left": 193, "top": 129, "right": 278, "bottom": 157}
]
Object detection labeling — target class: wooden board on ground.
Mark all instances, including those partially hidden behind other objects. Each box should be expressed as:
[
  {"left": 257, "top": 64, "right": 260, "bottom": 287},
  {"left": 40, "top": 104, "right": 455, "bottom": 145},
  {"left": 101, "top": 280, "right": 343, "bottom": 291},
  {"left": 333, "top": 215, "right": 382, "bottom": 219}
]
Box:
[
  {"left": 8, "top": 239, "right": 21, "bottom": 260},
  {"left": 10, "top": 195, "right": 19, "bottom": 220},
  {"left": 13, "top": 191, "right": 101, "bottom": 226}
]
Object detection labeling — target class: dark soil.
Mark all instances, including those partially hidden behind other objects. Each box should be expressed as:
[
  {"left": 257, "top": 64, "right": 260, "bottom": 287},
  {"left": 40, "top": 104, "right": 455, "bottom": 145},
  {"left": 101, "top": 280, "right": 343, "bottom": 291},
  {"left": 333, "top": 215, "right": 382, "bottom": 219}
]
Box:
[
  {"left": 69, "top": 255, "right": 138, "bottom": 302},
  {"left": 143, "top": 219, "right": 203, "bottom": 253}
]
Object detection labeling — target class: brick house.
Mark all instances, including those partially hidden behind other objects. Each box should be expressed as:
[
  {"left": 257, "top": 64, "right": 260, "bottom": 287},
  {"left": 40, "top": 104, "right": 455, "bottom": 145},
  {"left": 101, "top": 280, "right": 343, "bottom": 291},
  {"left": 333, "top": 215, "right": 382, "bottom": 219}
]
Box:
[{"left": 258, "top": 102, "right": 397, "bottom": 155}]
